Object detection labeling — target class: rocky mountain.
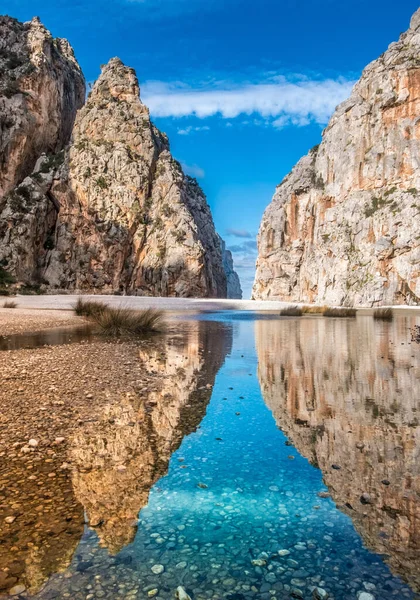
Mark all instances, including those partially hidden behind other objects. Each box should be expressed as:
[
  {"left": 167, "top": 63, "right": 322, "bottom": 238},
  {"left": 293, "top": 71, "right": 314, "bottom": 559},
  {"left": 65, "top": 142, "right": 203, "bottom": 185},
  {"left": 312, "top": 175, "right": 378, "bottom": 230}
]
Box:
[
  {"left": 0, "top": 17, "right": 240, "bottom": 297},
  {"left": 0, "top": 16, "right": 85, "bottom": 198},
  {"left": 219, "top": 236, "right": 242, "bottom": 298},
  {"left": 253, "top": 9, "right": 420, "bottom": 306}
]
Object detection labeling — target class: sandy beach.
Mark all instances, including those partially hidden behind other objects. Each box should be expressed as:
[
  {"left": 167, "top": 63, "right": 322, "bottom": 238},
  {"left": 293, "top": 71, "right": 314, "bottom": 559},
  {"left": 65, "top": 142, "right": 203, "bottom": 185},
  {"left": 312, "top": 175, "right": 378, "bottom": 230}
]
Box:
[{"left": 1, "top": 294, "right": 420, "bottom": 318}]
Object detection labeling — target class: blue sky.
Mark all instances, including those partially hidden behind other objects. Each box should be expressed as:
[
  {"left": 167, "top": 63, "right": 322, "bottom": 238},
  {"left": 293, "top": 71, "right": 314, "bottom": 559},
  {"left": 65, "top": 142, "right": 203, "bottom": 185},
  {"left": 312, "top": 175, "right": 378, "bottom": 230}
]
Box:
[{"left": 3, "top": 0, "right": 418, "bottom": 296}]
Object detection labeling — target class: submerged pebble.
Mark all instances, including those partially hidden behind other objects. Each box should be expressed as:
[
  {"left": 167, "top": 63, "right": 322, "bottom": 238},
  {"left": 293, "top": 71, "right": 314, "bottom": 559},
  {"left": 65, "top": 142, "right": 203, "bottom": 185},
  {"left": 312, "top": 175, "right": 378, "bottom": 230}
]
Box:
[
  {"left": 176, "top": 587, "right": 192, "bottom": 600},
  {"left": 151, "top": 564, "right": 164, "bottom": 575}
]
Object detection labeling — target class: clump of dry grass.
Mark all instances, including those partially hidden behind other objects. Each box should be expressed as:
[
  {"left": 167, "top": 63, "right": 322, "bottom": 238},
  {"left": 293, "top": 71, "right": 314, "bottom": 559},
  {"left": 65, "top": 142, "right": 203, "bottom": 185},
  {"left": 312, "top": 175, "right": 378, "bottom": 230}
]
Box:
[
  {"left": 91, "top": 307, "right": 164, "bottom": 337},
  {"left": 373, "top": 308, "right": 393, "bottom": 321},
  {"left": 2, "top": 300, "right": 17, "bottom": 308},
  {"left": 323, "top": 307, "right": 357, "bottom": 318},
  {"left": 279, "top": 306, "right": 303, "bottom": 316},
  {"left": 73, "top": 297, "right": 108, "bottom": 317},
  {"left": 301, "top": 305, "right": 327, "bottom": 315}
]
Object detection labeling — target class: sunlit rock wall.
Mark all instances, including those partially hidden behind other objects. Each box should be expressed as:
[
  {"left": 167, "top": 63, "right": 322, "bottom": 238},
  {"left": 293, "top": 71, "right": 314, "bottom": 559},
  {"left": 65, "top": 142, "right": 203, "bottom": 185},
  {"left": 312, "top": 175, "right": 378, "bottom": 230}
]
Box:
[
  {"left": 253, "top": 9, "right": 420, "bottom": 306},
  {"left": 0, "top": 18, "right": 238, "bottom": 297}
]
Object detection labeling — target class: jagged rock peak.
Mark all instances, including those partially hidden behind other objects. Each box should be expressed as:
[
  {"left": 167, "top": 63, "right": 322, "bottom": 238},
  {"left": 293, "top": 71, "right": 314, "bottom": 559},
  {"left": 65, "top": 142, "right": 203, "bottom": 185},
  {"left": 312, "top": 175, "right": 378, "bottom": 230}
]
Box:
[
  {"left": 253, "top": 7, "right": 420, "bottom": 306},
  {"left": 410, "top": 8, "right": 420, "bottom": 31},
  {"left": 91, "top": 57, "right": 142, "bottom": 105},
  {"left": 0, "top": 18, "right": 237, "bottom": 297},
  {"left": 219, "top": 236, "right": 242, "bottom": 299},
  {"left": 0, "top": 15, "right": 85, "bottom": 197}
]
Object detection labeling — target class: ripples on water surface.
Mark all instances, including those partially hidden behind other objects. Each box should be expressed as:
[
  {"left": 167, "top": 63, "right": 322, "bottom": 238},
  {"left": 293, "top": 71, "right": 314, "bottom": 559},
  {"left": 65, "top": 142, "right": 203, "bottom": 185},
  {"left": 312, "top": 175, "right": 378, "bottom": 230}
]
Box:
[{"left": 1, "top": 313, "right": 419, "bottom": 599}]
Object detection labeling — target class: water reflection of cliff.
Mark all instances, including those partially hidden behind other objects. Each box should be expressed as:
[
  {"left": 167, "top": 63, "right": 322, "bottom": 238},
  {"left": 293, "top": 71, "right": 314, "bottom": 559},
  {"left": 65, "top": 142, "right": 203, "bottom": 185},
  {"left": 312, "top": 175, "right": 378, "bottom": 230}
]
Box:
[
  {"left": 256, "top": 317, "right": 420, "bottom": 592},
  {"left": 70, "top": 320, "right": 232, "bottom": 555},
  {"left": 0, "top": 320, "right": 231, "bottom": 596}
]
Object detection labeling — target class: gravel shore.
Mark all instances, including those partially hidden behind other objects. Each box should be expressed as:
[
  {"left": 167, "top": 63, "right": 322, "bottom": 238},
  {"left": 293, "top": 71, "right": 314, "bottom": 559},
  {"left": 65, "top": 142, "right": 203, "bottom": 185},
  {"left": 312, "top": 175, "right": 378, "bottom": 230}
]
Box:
[
  {"left": 0, "top": 325, "right": 176, "bottom": 596},
  {"left": 0, "top": 308, "right": 84, "bottom": 336}
]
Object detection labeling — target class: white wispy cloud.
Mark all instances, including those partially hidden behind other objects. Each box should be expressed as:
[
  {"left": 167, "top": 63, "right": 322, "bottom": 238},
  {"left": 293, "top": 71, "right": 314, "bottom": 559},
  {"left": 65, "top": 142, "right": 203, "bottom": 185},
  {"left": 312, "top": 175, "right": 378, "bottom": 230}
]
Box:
[
  {"left": 177, "top": 125, "right": 210, "bottom": 136},
  {"left": 142, "top": 76, "right": 355, "bottom": 128},
  {"left": 181, "top": 162, "right": 205, "bottom": 178},
  {"left": 226, "top": 228, "right": 254, "bottom": 239}
]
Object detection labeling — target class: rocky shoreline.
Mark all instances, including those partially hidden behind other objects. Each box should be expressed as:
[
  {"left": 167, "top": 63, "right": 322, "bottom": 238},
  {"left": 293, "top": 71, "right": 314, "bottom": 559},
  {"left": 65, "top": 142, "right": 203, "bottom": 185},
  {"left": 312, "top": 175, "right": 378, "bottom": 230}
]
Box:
[{"left": 0, "top": 313, "right": 231, "bottom": 597}]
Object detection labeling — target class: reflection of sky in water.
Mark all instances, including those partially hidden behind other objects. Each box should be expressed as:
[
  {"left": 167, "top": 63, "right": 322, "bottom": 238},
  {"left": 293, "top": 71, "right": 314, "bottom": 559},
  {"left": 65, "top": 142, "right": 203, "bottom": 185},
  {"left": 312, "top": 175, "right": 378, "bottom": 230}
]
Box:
[{"left": 35, "top": 316, "right": 418, "bottom": 600}]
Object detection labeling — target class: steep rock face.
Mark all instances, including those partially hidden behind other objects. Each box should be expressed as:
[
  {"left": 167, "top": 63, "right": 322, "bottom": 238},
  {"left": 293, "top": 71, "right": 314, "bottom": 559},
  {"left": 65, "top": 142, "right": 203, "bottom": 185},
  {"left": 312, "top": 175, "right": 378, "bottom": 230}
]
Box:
[
  {"left": 256, "top": 317, "right": 420, "bottom": 592},
  {"left": 219, "top": 236, "right": 242, "bottom": 298},
  {"left": 0, "top": 16, "right": 85, "bottom": 198},
  {"left": 253, "top": 9, "right": 420, "bottom": 306},
  {"left": 0, "top": 39, "right": 236, "bottom": 297}
]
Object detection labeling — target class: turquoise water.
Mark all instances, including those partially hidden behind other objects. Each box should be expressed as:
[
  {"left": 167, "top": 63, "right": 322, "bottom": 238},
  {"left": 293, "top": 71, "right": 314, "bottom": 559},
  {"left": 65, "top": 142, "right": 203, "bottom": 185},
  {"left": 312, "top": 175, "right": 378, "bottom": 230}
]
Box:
[{"left": 31, "top": 314, "right": 419, "bottom": 600}]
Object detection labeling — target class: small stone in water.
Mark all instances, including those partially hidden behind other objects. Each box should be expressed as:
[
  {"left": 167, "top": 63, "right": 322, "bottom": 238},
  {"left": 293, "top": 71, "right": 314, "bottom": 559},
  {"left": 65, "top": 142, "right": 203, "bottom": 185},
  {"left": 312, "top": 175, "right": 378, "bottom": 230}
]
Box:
[
  {"left": 251, "top": 559, "right": 267, "bottom": 567},
  {"left": 5, "top": 516, "right": 16, "bottom": 524},
  {"left": 278, "top": 549, "right": 290, "bottom": 556},
  {"left": 317, "top": 491, "right": 330, "bottom": 498},
  {"left": 148, "top": 589, "right": 158, "bottom": 597},
  {"left": 197, "top": 483, "right": 208, "bottom": 489},
  {"left": 151, "top": 564, "right": 164, "bottom": 574},
  {"left": 313, "top": 588, "right": 329, "bottom": 600},
  {"left": 9, "top": 585, "right": 26, "bottom": 596},
  {"left": 176, "top": 586, "right": 192, "bottom": 600},
  {"left": 357, "top": 593, "right": 375, "bottom": 600}
]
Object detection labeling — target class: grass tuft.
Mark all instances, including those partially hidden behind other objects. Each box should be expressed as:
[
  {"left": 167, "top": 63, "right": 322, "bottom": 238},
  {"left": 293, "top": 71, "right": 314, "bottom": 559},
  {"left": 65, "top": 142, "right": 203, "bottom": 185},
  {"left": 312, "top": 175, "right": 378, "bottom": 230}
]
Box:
[
  {"left": 73, "top": 297, "right": 108, "bottom": 317},
  {"left": 373, "top": 308, "right": 393, "bottom": 321},
  {"left": 323, "top": 307, "right": 357, "bottom": 318},
  {"left": 279, "top": 306, "right": 303, "bottom": 316},
  {"left": 301, "top": 305, "right": 327, "bottom": 315},
  {"left": 91, "top": 307, "right": 164, "bottom": 337},
  {"left": 3, "top": 300, "right": 17, "bottom": 308}
]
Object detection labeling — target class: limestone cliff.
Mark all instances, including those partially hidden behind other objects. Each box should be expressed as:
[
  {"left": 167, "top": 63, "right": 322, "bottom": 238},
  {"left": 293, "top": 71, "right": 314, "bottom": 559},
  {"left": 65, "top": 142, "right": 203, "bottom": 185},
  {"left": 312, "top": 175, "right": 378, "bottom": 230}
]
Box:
[
  {"left": 0, "top": 16, "right": 85, "bottom": 198},
  {"left": 219, "top": 236, "right": 242, "bottom": 298},
  {"left": 0, "top": 18, "right": 239, "bottom": 297},
  {"left": 253, "top": 9, "right": 420, "bottom": 306}
]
